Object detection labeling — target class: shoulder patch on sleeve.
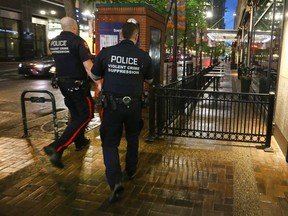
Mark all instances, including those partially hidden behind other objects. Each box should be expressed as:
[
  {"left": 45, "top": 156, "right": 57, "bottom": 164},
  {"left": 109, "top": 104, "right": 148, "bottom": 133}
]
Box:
[{"left": 82, "top": 41, "right": 89, "bottom": 49}]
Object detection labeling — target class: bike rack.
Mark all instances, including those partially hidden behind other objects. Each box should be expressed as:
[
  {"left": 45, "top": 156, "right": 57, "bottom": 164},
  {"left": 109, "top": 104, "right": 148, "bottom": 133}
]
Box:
[{"left": 20, "top": 90, "right": 59, "bottom": 139}]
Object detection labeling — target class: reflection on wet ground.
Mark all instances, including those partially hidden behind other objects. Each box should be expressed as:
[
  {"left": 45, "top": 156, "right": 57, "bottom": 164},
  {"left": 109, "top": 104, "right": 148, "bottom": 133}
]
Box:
[{"left": 1, "top": 131, "right": 288, "bottom": 215}]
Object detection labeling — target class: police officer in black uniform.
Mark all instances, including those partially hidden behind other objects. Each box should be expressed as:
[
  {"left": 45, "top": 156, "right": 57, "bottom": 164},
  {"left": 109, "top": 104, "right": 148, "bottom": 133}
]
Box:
[
  {"left": 43, "top": 17, "right": 96, "bottom": 168},
  {"left": 91, "top": 20, "right": 154, "bottom": 202}
]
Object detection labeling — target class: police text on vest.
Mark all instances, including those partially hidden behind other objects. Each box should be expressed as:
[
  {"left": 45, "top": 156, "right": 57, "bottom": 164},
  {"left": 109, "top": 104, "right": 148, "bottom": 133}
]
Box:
[{"left": 111, "top": 55, "right": 138, "bottom": 65}]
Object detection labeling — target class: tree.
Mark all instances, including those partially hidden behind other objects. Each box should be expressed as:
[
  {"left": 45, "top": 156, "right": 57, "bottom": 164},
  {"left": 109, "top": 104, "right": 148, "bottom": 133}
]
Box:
[
  {"left": 83, "top": 0, "right": 167, "bottom": 14},
  {"left": 82, "top": 0, "right": 211, "bottom": 56}
]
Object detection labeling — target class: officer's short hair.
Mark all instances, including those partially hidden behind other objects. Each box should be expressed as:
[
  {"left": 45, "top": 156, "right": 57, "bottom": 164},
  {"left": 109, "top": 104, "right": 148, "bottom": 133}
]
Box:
[
  {"left": 122, "top": 22, "right": 139, "bottom": 40},
  {"left": 61, "top": 17, "right": 77, "bottom": 31}
]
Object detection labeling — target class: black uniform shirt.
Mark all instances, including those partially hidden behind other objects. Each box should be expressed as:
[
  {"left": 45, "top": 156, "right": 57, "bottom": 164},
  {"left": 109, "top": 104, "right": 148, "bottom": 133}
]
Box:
[
  {"left": 91, "top": 40, "right": 153, "bottom": 97},
  {"left": 49, "top": 31, "right": 92, "bottom": 79}
]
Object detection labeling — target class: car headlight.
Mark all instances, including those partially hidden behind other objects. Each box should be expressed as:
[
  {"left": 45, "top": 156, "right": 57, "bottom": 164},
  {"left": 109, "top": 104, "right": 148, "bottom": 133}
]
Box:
[
  {"left": 18, "top": 63, "right": 22, "bottom": 67},
  {"left": 34, "top": 64, "right": 44, "bottom": 69},
  {"left": 49, "top": 66, "right": 56, "bottom": 74}
]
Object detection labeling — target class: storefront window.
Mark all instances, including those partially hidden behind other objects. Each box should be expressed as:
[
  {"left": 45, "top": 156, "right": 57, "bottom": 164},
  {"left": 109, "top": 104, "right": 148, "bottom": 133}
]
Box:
[
  {"left": 0, "top": 17, "right": 20, "bottom": 59},
  {"left": 33, "top": 23, "right": 47, "bottom": 57},
  {"left": 0, "top": 35, "right": 5, "bottom": 57},
  {"left": 0, "top": 18, "right": 5, "bottom": 57},
  {"left": 251, "top": 0, "right": 284, "bottom": 92},
  {"left": 5, "top": 19, "right": 19, "bottom": 38},
  {"left": 7, "top": 38, "right": 20, "bottom": 57}
]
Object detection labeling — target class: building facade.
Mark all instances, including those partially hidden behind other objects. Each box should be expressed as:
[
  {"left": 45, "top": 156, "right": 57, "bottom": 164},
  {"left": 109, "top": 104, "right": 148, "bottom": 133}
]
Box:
[
  {"left": 0, "top": 0, "right": 94, "bottom": 61},
  {"left": 235, "top": 0, "right": 288, "bottom": 160},
  {"left": 206, "top": 0, "right": 226, "bottom": 29}
]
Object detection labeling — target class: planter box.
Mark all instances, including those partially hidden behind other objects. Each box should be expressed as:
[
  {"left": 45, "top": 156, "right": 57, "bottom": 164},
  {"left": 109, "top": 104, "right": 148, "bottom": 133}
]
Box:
[
  {"left": 241, "top": 79, "right": 251, "bottom": 100},
  {"left": 259, "top": 79, "right": 269, "bottom": 93}
]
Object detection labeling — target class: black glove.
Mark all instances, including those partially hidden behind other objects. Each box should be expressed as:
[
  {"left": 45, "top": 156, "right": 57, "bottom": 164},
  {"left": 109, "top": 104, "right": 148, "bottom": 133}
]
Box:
[
  {"left": 51, "top": 75, "right": 58, "bottom": 89},
  {"left": 141, "top": 91, "right": 149, "bottom": 108}
]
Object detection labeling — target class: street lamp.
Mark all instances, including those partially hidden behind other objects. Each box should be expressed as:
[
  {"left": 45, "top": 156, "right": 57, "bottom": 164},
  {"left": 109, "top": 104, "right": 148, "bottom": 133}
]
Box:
[{"left": 206, "top": 11, "right": 213, "bottom": 18}]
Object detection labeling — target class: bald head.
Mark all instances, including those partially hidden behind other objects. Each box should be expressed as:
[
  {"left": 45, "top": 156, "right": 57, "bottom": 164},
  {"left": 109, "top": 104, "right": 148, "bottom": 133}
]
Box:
[{"left": 60, "top": 17, "right": 78, "bottom": 35}]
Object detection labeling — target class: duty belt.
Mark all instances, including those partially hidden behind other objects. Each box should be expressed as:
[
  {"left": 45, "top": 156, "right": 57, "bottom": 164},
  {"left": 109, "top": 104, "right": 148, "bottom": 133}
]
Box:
[
  {"left": 58, "top": 77, "right": 86, "bottom": 83},
  {"left": 57, "top": 78, "right": 87, "bottom": 92},
  {"left": 113, "top": 96, "right": 141, "bottom": 108}
]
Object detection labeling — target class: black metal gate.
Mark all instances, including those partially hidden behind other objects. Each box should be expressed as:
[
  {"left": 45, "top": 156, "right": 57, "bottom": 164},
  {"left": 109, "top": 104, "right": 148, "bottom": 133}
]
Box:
[{"left": 148, "top": 87, "right": 274, "bottom": 149}]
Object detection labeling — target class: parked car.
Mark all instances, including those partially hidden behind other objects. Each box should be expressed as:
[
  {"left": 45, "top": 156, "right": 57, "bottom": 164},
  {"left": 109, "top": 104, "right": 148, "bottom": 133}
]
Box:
[
  {"left": 179, "top": 54, "right": 192, "bottom": 61},
  {"left": 168, "top": 54, "right": 181, "bottom": 62},
  {"left": 18, "top": 55, "right": 55, "bottom": 77}
]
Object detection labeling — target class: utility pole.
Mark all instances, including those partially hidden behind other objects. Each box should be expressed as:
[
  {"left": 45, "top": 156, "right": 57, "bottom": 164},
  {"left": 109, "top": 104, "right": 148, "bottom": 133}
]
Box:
[
  {"left": 247, "top": 4, "right": 254, "bottom": 67},
  {"left": 171, "top": 0, "right": 178, "bottom": 82},
  {"left": 183, "top": 22, "right": 187, "bottom": 77},
  {"left": 199, "top": 31, "right": 203, "bottom": 70},
  {"left": 267, "top": 0, "right": 277, "bottom": 92}
]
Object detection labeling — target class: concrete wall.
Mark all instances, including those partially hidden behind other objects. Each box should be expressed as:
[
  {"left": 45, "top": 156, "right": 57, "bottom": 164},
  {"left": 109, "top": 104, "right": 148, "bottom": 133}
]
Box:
[{"left": 274, "top": 9, "right": 288, "bottom": 158}]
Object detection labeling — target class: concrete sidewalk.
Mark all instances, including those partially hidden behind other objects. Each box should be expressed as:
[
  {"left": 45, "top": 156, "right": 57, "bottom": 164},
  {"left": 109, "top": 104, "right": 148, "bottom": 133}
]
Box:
[{"left": 0, "top": 63, "right": 288, "bottom": 216}]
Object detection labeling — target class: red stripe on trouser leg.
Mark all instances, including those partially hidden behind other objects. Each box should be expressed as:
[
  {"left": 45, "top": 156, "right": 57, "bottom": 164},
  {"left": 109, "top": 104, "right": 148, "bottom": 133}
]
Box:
[
  {"left": 56, "top": 96, "right": 93, "bottom": 152},
  {"left": 100, "top": 108, "right": 104, "bottom": 121}
]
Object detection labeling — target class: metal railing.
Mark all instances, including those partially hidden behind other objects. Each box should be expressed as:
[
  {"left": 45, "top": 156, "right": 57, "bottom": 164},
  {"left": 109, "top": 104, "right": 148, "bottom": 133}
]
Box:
[
  {"left": 21, "top": 90, "right": 59, "bottom": 139},
  {"left": 163, "top": 66, "right": 215, "bottom": 90},
  {"left": 147, "top": 66, "right": 215, "bottom": 141},
  {"left": 148, "top": 87, "right": 274, "bottom": 148}
]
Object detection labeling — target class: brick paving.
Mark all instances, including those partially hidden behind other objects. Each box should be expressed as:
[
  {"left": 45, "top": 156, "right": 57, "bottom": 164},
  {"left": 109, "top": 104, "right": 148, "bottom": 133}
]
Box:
[
  {"left": 1, "top": 132, "right": 288, "bottom": 216},
  {"left": 0, "top": 63, "right": 288, "bottom": 215}
]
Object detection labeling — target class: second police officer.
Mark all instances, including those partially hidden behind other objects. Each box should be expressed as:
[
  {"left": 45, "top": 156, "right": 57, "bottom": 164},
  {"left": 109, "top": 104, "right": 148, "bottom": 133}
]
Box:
[
  {"left": 43, "top": 17, "right": 96, "bottom": 168},
  {"left": 91, "top": 20, "right": 154, "bottom": 202}
]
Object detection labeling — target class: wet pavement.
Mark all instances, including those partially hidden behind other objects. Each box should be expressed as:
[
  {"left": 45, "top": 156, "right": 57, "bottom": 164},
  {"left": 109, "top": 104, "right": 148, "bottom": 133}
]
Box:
[{"left": 0, "top": 62, "right": 288, "bottom": 216}]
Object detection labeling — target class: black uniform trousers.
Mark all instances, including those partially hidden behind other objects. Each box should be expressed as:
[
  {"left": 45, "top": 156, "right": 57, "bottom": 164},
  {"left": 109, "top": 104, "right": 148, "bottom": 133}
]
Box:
[
  {"left": 50, "top": 80, "right": 94, "bottom": 153},
  {"left": 100, "top": 100, "right": 142, "bottom": 189}
]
